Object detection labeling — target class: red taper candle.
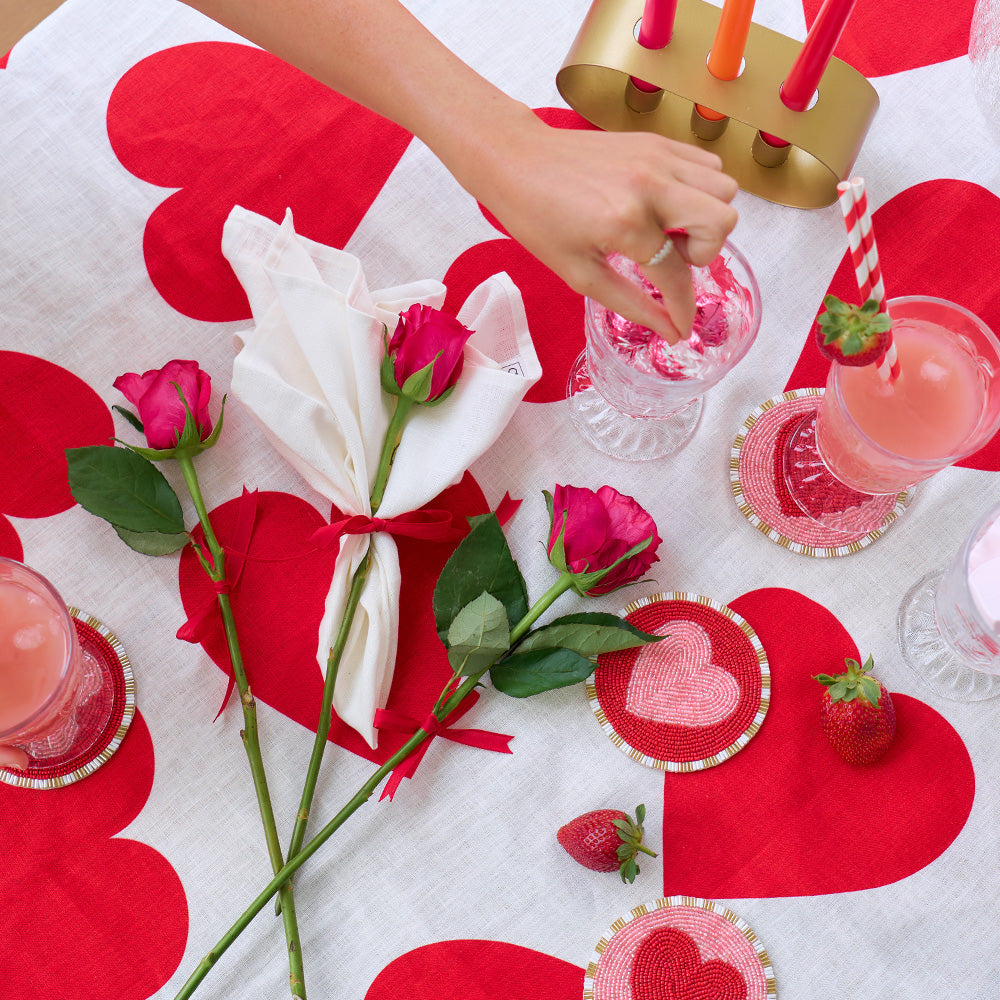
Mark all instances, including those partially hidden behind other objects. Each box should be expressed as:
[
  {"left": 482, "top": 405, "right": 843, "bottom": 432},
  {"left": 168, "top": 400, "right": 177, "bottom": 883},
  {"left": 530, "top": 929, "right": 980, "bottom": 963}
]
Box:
[
  {"left": 628, "top": 0, "right": 679, "bottom": 106},
  {"left": 758, "top": 0, "right": 858, "bottom": 149}
]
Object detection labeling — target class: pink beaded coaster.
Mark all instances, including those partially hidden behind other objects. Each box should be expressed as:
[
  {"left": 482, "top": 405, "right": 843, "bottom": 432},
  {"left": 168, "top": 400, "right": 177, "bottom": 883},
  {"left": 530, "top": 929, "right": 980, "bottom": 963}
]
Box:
[
  {"left": 730, "top": 390, "right": 910, "bottom": 558},
  {"left": 0, "top": 610, "right": 135, "bottom": 790},
  {"left": 584, "top": 897, "right": 776, "bottom": 1000},
  {"left": 587, "top": 594, "right": 768, "bottom": 771}
]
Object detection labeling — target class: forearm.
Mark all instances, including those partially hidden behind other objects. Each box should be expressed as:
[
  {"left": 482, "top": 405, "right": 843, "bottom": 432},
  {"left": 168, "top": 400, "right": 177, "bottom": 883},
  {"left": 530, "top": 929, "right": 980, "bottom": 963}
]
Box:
[{"left": 178, "top": 0, "right": 533, "bottom": 196}]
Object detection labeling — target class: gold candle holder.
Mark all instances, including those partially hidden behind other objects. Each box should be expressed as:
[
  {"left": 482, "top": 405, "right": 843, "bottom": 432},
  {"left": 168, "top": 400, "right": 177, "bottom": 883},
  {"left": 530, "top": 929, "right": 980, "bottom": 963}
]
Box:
[{"left": 556, "top": 0, "right": 879, "bottom": 209}]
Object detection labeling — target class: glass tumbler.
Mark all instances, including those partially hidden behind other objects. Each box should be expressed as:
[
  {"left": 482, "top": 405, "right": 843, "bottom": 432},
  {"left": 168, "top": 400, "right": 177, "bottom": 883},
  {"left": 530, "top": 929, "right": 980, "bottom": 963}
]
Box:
[
  {"left": 898, "top": 502, "right": 1000, "bottom": 701},
  {"left": 0, "top": 558, "right": 113, "bottom": 770}
]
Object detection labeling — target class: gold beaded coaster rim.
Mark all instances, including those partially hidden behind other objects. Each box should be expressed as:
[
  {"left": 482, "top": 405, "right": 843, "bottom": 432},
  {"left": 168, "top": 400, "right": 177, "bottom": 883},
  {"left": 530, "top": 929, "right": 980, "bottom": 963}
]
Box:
[
  {"left": 582, "top": 895, "right": 777, "bottom": 1000},
  {"left": 730, "top": 389, "right": 911, "bottom": 558},
  {"left": 0, "top": 609, "right": 136, "bottom": 790},
  {"left": 585, "top": 592, "right": 769, "bottom": 772}
]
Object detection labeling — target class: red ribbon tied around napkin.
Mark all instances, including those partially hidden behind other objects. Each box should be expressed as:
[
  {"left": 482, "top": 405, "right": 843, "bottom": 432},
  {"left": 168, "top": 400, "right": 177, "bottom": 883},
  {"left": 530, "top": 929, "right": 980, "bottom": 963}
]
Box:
[
  {"left": 176, "top": 486, "right": 259, "bottom": 717},
  {"left": 310, "top": 509, "right": 466, "bottom": 547},
  {"left": 374, "top": 691, "right": 514, "bottom": 801}
]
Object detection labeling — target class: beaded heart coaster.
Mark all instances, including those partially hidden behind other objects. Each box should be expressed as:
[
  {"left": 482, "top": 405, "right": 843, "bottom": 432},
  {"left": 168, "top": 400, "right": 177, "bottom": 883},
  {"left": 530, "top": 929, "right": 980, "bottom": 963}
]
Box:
[
  {"left": 584, "top": 896, "right": 776, "bottom": 1000},
  {"left": 0, "top": 611, "right": 135, "bottom": 790},
  {"left": 730, "top": 390, "right": 910, "bottom": 557},
  {"left": 587, "top": 593, "right": 768, "bottom": 771}
]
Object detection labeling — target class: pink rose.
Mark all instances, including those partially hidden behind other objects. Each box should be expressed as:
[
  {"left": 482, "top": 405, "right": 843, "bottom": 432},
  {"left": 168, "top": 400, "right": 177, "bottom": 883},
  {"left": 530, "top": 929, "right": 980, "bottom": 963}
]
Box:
[
  {"left": 114, "top": 360, "right": 213, "bottom": 450},
  {"left": 547, "top": 485, "right": 661, "bottom": 595},
  {"left": 387, "top": 304, "right": 475, "bottom": 402}
]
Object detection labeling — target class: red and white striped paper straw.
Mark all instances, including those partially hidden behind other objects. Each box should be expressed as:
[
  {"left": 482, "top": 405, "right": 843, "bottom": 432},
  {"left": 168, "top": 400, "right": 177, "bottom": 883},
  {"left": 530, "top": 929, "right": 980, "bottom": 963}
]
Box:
[{"left": 836, "top": 177, "right": 900, "bottom": 380}]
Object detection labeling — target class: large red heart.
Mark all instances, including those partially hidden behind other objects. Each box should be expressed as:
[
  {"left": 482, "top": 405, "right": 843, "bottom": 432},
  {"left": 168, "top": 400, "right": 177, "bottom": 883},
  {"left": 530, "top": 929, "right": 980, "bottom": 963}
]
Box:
[
  {"left": 107, "top": 41, "right": 413, "bottom": 322},
  {"left": 632, "top": 927, "right": 747, "bottom": 1000},
  {"left": 805, "top": 0, "right": 978, "bottom": 78},
  {"left": 784, "top": 178, "right": 1000, "bottom": 473},
  {"left": 176, "top": 476, "right": 490, "bottom": 766},
  {"left": 0, "top": 714, "right": 188, "bottom": 997},
  {"left": 660, "top": 587, "right": 975, "bottom": 898}
]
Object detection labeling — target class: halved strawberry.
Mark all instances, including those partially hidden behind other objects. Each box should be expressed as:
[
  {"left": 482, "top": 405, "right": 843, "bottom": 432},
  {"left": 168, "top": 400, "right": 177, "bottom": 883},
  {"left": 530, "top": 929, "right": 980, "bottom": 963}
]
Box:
[
  {"left": 814, "top": 654, "right": 896, "bottom": 764},
  {"left": 815, "top": 295, "right": 891, "bottom": 366}
]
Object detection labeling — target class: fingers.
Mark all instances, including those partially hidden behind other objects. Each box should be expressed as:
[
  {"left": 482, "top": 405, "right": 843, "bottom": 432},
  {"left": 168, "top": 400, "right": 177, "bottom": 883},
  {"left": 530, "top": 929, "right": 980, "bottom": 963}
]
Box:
[
  {"left": 640, "top": 248, "right": 696, "bottom": 340},
  {"left": 580, "top": 257, "right": 684, "bottom": 344}
]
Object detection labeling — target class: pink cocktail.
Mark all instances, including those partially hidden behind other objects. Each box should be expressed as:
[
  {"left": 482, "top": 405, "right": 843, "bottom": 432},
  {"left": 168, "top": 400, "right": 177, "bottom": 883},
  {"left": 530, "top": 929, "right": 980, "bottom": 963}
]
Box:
[
  {"left": 0, "top": 559, "right": 109, "bottom": 771},
  {"left": 784, "top": 297, "right": 1000, "bottom": 532}
]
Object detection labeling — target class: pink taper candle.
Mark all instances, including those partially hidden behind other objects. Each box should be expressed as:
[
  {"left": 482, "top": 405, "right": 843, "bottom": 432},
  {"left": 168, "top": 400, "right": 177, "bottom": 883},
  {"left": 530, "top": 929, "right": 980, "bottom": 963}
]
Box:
[
  {"left": 630, "top": 0, "right": 679, "bottom": 95},
  {"left": 759, "top": 0, "right": 858, "bottom": 148}
]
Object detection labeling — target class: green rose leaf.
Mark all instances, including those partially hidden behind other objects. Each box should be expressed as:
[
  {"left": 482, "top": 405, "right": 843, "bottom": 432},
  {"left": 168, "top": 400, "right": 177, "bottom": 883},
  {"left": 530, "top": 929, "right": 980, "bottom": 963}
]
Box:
[
  {"left": 490, "top": 646, "right": 596, "bottom": 698},
  {"left": 112, "top": 405, "right": 144, "bottom": 434},
  {"left": 113, "top": 525, "right": 190, "bottom": 556},
  {"left": 433, "top": 513, "right": 528, "bottom": 642},
  {"left": 515, "top": 612, "right": 662, "bottom": 657},
  {"left": 66, "top": 445, "right": 186, "bottom": 534},
  {"left": 446, "top": 591, "right": 511, "bottom": 676}
]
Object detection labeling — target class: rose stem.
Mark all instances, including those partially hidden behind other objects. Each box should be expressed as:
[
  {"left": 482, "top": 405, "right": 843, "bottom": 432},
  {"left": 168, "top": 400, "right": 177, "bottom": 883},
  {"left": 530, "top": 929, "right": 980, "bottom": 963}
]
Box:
[
  {"left": 177, "top": 454, "right": 307, "bottom": 998},
  {"left": 172, "top": 572, "right": 574, "bottom": 1000},
  {"left": 279, "top": 393, "right": 409, "bottom": 908}
]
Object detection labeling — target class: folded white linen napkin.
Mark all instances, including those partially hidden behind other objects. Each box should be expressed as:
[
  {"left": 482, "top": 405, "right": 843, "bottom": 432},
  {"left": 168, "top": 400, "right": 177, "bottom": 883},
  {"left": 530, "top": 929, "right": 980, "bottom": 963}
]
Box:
[{"left": 223, "top": 206, "right": 541, "bottom": 746}]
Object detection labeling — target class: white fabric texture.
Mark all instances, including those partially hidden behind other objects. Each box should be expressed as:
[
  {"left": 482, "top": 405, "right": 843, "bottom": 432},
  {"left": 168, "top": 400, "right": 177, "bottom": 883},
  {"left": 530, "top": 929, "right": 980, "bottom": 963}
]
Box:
[{"left": 224, "top": 206, "right": 540, "bottom": 746}]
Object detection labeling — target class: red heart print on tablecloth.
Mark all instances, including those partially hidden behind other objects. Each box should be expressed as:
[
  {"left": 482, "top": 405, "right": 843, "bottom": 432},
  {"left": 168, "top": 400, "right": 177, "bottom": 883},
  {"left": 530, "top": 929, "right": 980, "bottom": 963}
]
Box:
[
  {"left": 0, "top": 714, "right": 188, "bottom": 998},
  {"left": 785, "top": 178, "right": 1000, "bottom": 473},
  {"left": 804, "top": 0, "right": 977, "bottom": 77},
  {"left": 106, "top": 41, "right": 413, "bottom": 322},
  {"left": 631, "top": 927, "right": 746, "bottom": 1000},
  {"left": 177, "top": 475, "right": 490, "bottom": 766},
  {"left": 0, "top": 352, "right": 113, "bottom": 557},
  {"left": 365, "top": 939, "right": 584, "bottom": 1000},
  {"left": 660, "top": 587, "right": 975, "bottom": 898}
]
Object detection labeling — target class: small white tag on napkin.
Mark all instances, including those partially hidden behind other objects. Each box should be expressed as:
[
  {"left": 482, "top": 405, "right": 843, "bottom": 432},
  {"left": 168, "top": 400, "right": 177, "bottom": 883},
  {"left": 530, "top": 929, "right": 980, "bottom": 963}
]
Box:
[{"left": 223, "top": 206, "right": 541, "bottom": 746}]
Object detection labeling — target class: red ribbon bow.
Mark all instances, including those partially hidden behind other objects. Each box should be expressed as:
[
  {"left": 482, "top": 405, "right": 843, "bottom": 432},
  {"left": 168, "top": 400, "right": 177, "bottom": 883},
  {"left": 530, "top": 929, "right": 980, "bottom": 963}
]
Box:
[
  {"left": 373, "top": 690, "right": 514, "bottom": 801},
  {"left": 310, "top": 508, "right": 466, "bottom": 548},
  {"left": 176, "top": 486, "right": 259, "bottom": 718}
]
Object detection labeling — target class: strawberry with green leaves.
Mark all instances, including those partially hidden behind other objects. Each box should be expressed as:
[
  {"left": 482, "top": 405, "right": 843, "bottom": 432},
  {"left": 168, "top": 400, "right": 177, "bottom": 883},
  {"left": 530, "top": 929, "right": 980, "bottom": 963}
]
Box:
[
  {"left": 814, "top": 654, "right": 896, "bottom": 764},
  {"left": 815, "top": 295, "right": 892, "bottom": 366},
  {"left": 557, "top": 804, "right": 657, "bottom": 883}
]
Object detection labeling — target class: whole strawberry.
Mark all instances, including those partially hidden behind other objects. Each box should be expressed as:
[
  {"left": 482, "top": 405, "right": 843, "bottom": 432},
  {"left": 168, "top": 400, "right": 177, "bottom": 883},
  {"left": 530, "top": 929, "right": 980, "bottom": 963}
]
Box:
[
  {"left": 556, "top": 804, "right": 657, "bottom": 883},
  {"left": 815, "top": 294, "right": 891, "bottom": 366},
  {"left": 814, "top": 654, "right": 896, "bottom": 764}
]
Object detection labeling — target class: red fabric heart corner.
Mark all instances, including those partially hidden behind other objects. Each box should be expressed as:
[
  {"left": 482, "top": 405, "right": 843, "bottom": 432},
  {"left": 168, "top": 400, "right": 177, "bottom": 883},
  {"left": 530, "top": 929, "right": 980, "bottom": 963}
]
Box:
[
  {"left": 804, "top": 0, "right": 978, "bottom": 77},
  {"left": 365, "top": 939, "right": 584, "bottom": 1000},
  {"left": 0, "top": 715, "right": 188, "bottom": 997},
  {"left": 632, "top": 927, "right": 747, "bottom": 1000},
  {"left": 107, "top": 41, "right": 413, "bottom": 322},
  {"left": 661, "top": 587, "right": 975, "bottom": 898},
  {"left": 784, "top": 178, "right": 1000, "bottom": 474}
]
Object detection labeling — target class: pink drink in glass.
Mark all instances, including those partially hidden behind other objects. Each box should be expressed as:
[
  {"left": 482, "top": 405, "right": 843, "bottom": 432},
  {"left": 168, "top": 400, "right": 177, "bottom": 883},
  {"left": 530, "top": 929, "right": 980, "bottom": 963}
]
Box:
[
  {"left": 0, "top": 560, "right": 87, "bottom": 770},
  {"left": 815, "top": 297, "right": 1000, "bottom": 494}
]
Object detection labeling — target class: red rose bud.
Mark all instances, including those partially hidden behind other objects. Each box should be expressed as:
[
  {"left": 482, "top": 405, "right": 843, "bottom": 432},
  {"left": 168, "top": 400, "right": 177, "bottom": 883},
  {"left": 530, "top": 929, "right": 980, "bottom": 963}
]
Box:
[
  {"left": 114, "top": 359, "right": 214, "bottom": 451},
  {"left": 546, "top": 485, "right": 661, "bottom": 595},
  {"left": 386, "top": 304, "right": 475, "bottom": 403}
]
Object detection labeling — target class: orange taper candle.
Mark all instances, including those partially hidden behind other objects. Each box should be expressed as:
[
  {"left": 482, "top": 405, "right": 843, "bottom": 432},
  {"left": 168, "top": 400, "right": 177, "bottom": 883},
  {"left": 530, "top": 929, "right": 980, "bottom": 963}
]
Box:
[{"left": 695, "top": 0, "right": 757, "bottom": 122}]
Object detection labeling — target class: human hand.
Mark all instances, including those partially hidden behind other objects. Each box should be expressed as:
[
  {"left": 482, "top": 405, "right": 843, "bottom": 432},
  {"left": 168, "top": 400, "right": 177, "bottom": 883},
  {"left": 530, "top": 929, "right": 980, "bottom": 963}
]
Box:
[{"left": 461, "top": 108, "right": 739, "bottom": 342}]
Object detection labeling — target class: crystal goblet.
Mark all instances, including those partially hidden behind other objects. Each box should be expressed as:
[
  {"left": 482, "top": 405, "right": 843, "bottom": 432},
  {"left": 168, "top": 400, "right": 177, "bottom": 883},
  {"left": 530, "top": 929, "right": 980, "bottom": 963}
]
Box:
[
  {"left": 898, "top": 501, "right": 1000, "bottom": 701},
  {"left": 567, "top": 242, "right": 761, "bottom": 461}
]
